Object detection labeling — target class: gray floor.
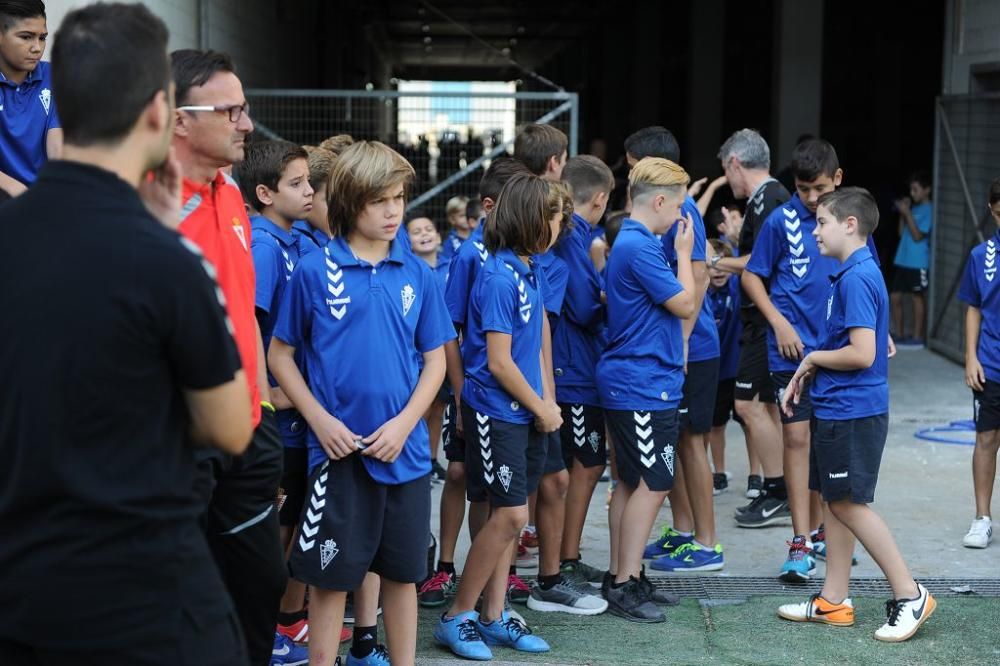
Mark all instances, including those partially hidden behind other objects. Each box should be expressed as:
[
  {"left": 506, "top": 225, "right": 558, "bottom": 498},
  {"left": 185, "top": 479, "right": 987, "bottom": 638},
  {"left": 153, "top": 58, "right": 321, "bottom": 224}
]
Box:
[{"left": 430, "top": 348, "right": 999, "bottom": 580}]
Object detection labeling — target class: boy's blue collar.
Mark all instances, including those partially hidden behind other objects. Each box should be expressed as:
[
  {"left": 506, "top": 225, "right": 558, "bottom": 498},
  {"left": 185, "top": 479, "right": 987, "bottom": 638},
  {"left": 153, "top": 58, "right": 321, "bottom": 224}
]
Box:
[
  {"left": 251, "top": 215, "right": 295, "bottom": 245},
  {"left": 830, "top": 245, "right": 873, "bottom": 281},
  {"left": 495, "top": 247, "right": 532, "bottom": 276},
  {"left": 327, "top": 234, "right": 406, "bottom": 267}
]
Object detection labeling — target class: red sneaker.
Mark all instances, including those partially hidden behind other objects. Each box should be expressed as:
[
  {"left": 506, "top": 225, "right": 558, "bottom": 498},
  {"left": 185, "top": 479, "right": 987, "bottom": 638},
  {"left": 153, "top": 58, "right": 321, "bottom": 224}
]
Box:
[
  {"left": 276, "top": 619, "right": 309, "bottom": 643},
  {"left": 520, "top": 528, "right": 539, "bottom": 550},
  {"left": 340, "top": 627, "right": 352, "bottom": 643},
  {"left": 507, "top": 573, "right": 531, "bottom": 605}
]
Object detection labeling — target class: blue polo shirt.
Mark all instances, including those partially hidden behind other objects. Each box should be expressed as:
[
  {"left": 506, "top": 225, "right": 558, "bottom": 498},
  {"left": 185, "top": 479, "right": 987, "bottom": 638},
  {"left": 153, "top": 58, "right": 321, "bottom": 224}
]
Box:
[
  {"left": 598, "top": 219, "right": 685, "bottom": 410},
  {"left": 0, "top": 62, "right": 59, "bottom": 186},
  {"left": 444, "top": 223, "right": 487, "bottom": 328},
  {"left": 893, "top": 202, "right": 932, "bottom": 270},
  {"left": 746, "top": 194, "right": 879, "bottom": 374},
  {"left": 431, "top": 257, "right": 450, "bottom": 294},
  {"left": 292, "top": 219, "right": 329, "bottom": 258},
  {"left": 552, "top": 213, "right": 607, "bottom": 406},
  {"left": 535, "top": 250, "right": 568, "bottom": 317},
  {"left": 462, "top": 249, "right": 545, "bottom": 424},
  {"left": 709, "top": 276, "right": 742, "bottom": 381},
  {"left": 959, "top": 229, "right": 1000, "bottom": 383},
  {"left": 273, "top": 237, "right": 456, "bottom": 482},
  {"left": 811, "top": 246, "right": 889, "bottom": 419},
  {"left": 439, "top": 229, "right": 469, "bottom": 265},
  {"left": 661, "top": 196, "right": 720, "bottom": 362}
]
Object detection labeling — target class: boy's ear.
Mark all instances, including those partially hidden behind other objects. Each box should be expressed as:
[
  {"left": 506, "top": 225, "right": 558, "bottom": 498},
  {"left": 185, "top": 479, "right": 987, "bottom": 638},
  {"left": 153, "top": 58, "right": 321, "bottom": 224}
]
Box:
[
  {"left": 832, "top": 168, "right": 844, "bottom": 187},
  {"left": 481, "top": 197, "right": 495, "bottom": 214},
  {"left": 845, "top": 214, "right": 859, "bottom": 235},
  {"left": 592, "top": 190, "right": 608, "bottom": 210},
  {"left": 255, "top": 184, "right": 274, "bottom": 208}
]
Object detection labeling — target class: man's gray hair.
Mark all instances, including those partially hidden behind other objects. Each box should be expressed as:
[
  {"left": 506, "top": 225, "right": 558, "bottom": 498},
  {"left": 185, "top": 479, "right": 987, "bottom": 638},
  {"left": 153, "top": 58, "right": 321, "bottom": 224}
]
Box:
[{"left": 717, "top": 129, "right": 771, "bottom": 170}]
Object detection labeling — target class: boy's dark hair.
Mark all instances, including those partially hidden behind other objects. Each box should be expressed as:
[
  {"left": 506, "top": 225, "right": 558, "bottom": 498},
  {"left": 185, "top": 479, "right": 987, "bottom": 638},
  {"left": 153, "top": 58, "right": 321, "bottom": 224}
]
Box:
[
  {"left": 327, "top": 141, "right": 415, "bottom": 238},
  {"left": 817, "top": 186, "right": 879, "bottom": 236},
  {"left": 513, "top": 124, "right": 568, "bottom": 176},
  {"left": 171, "top": 49, "right": 236, "bottom": 106},
  {"left": 466, "top": 198, "right": 483, "bottom": 221},
  {"left": 708, "top": 238, "right": 733, "bottom": 258},
  {"left": 791, "top": 138, "right": 839, "bottom": 182},
  {"left": 909, "top": 170, "right": 932, "bottom": 190},
  {"left": 484, "top": 173, "right": 565, "bottom": 255},
  {"left": 624, "top": 126, "right": 680, "bottom": 163},
  {"left": 603, "top": 210, "right": 627, "bottom": 250},
  {"left": 233, "top": 140, "right": 308, "bottom": 211},
  {"left": 563, "top": 155, "right": 614, "bottom": 203},
  {"left": 989, "top": 177, "right": 1000, "bottom": 205},
  {"left": 53, "top": 3, "right": 169, "bottom": 147},
  {"left": 479, "top": 156, "right": 531, "bottom": 203},
  {"left": 405, "top": 208, "right": 433, "bottom": 226},
  {"left": 0, "top": 1, "right": 44, "bottom": 32}
]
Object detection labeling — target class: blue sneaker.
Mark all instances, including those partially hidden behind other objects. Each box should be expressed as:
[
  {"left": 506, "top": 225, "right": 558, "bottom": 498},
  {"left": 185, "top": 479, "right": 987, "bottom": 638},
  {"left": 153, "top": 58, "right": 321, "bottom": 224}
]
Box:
[
  {"left": 779, "top": 535, "right": 817, "bottom": 582},
  {"left": 643, "top": 525, "right": 694, "bottom": 559},
  {"left": 434, "top": 611, "right": 492, "bottom": 661},
  {"left": 271, "top": 632, "right": 308, "bottom": 666},
  {"left": 345, "top": 644, "right": 390, "bottom": 665},
  {"left": 476, "top": 610, "right": 550, "bottom": 653},
  {"left": 649, "top": 542, "right": 724, "bottom": 572}
]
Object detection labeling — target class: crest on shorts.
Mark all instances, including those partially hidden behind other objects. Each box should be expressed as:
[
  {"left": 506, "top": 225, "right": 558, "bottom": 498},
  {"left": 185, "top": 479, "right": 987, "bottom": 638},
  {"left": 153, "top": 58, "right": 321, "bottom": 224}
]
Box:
[
  {"left": 588, "top": 431, "right": 601, "bottom": 453},
  {"left": 661, "top": 445, "right": 675, "bottom": 476},
  {"left": 320, "top": 539, "right": 340, "bottom": 570},
  {"left": 39, "top": 88, "right": 51, "bottom": 115},
  {"left": 498, "top": 464, "right": 513, "bottom": 493},
  {"left": 401, "top": 284, "right": 416, "bottom": 315}
]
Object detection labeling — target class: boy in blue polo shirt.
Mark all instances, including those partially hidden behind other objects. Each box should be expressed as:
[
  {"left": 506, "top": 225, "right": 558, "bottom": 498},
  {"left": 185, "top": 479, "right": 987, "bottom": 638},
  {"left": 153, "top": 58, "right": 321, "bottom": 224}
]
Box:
[
  {"left": 601, "top": 158, "right": 695, "bottom": 623},
  {"left": 890, "top": 171, "right": 933, "bottom": 346},
  {"left": 439, "top": 195, "right": 471, "bottom": 265},
  {"left": 0, "top": 0, "right": 61, "bottom": 196},
  {"left": 293, "top": 145, "right": 335, "bottom": 257},
  {"left": 269, "top": 141, "right": 455, "bottom": 665},
  {"left": 958, "top": 177, "right": 1000, "bottom": 550},
  {"left": 435, "top": 174, "right": 565, "bottom": 660},
  {"left": 777, "top": 187, "right": 935, "bottom": 643}
]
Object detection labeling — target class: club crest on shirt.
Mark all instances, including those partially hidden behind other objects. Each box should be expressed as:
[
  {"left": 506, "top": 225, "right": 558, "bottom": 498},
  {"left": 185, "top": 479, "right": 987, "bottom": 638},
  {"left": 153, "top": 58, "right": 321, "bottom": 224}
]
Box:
[
  {"left": 232, "top": 218, "right": 248, "bottom": 251},
  {"left": 39, "top": 88, "right": 51, "bottom": 115},
  {"left": 401, "top": 284, "right": 416, "bottom": 315},
  {"left": 320, "top": 539, "right": 339, "bottom": 570},
  {"left": 498, "top": 464, "right": 513, "bottom": 493}
]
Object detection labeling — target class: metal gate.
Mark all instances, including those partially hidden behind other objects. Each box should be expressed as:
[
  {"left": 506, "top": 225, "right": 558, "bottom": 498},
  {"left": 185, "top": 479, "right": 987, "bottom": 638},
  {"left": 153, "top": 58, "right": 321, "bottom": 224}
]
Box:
[
  {"left": 244, "top": 89, "right": 579, "bottom": 224},
  {"left": 929, "top": 94, "right": 1000, "bottom": 363}
]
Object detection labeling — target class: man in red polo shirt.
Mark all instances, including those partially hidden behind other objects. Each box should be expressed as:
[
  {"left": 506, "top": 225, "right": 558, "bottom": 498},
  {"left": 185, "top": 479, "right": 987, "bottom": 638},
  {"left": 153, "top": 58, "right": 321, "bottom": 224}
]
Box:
[{"left": 171, "top": 49, "right": 288, "bottom": 666}]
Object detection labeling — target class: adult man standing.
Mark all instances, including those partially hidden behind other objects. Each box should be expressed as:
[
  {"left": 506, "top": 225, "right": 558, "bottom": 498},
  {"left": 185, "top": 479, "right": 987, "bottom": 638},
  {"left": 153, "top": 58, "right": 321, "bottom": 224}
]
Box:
[
  {"left": 0, "top": 4, "right": 252, "bottom": 664},
  {"left": 0, "top": 0, "right": 61, "bottom": 195},
  {"left": 171, "top": 48, "right": 288, "bottom": 666}
]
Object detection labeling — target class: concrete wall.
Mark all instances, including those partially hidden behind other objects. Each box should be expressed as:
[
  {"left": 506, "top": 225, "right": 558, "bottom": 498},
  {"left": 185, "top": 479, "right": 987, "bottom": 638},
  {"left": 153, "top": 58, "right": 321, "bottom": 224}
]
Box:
[
  {"left": 41, "top": 0, "right": 317, "bottom": 88},
  {"left": 942, "top": 0, "right": 1000, "bottom": 93}
]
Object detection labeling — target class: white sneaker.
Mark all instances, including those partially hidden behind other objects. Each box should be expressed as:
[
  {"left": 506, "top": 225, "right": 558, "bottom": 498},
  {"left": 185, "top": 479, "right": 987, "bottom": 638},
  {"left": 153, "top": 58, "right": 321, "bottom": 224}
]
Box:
[
  {"left": 962, "top": 516, "right": 993, "bottom": 548},
  {"left": 874, "top": 584, "right": 936, "bottom": 643}
]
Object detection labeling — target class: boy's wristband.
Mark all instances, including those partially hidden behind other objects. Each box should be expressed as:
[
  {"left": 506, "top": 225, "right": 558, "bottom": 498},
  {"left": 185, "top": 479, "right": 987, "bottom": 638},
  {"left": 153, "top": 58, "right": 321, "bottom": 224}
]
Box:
[{"left": 261, "top": 400, "right": 276, "bottom": 414}]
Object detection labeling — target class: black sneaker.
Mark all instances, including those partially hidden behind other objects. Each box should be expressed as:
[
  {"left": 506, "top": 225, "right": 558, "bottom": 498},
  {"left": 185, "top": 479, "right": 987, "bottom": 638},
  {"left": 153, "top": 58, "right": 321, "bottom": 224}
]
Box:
[
  {"left": 606, "top": 576, "right": 665, "bottom": 623},
  {"left": 746, "top": 474, "right": 763, "bottom": 499},
  {"left": 712, "top": 472, "right": 729, "bottom": 495},
  {"left": 601, "top": 570, "right": 613, "bottom": 600},
  {"left": 735, "top": 495, "right": 790, "bottom": 528},
  {"left": 432, "top": 460, "right": 447, "bottom": 482},
  {"left": 639, "top": 566, "right": 680, "bottom": 606},
  {"left": 735, "top": 490, "right": 766, "bottom": 516}
]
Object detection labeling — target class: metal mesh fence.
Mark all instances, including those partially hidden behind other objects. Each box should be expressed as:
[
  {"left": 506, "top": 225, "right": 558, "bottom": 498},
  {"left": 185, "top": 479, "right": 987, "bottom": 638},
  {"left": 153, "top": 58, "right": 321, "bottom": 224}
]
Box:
[
  {"left": 929, "top": 95, "right": 1000, "bottom": 363},
  {"left": 243, "top": 89, "right": 578, "bottom": 228}
]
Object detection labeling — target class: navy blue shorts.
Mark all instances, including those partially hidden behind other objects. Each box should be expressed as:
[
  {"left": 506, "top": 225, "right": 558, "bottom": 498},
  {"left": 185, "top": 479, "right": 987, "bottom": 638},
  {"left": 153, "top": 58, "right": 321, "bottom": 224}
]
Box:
[
  {"left": 735, "top": 323, "right": 776, "bottom": 403},
  {"left": 772, "top": 370, "right": 813, "bottom": 425},
  {"left": 605, "top": 408, "right": 679, "bottom": 492},
  {"left": 543, "top": 430, "right": 565, "bottom": 475},
  {"left": 462, "top": 404, "right": 546, "bottom": 508},
  {"left": 559, "top": 402, "right": 607, "bottom": 469},
  {"left": 973, "top": 380, "right": 1000, "bottom": 433},
  {"left": 808, "top": 415, "right": 888, "bottom": 504},
  {"left": 443, "top": 398, "right": 466, "bottom": 463},
  {"left": 279, "top": 446, "right": 309, "bottom": 527},
  {"left": 289, "top": 456, "right": 431, "bottom": 590},
  {"left": 712, "top": 378, "right": 744, "bottom": 428},
  {"left": 680, "top": 358, "right": 720, "bottom": 434}
]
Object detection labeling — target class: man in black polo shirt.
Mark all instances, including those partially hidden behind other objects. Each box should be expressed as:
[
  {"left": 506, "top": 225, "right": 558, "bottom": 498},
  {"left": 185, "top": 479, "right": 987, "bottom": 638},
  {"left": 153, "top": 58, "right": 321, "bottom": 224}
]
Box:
[{"left": 0, "top": 4, "right": 253, "bottom": 665}]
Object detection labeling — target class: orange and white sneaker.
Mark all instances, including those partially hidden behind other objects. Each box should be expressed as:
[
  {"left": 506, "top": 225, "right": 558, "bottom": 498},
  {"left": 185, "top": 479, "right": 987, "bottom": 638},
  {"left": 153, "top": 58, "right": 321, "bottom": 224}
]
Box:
[
  {"left": 777, "top": 594, "right": 855, "bottom": 626},
  {"left": 874, "top": 584, "right": 936, "bottom": 642}
]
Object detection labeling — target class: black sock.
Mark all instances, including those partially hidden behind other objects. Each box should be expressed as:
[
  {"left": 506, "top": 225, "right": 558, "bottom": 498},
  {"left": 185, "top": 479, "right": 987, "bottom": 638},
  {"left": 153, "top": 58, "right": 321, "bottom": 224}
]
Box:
[
  {"left": 560, "top": 556, "right": 580, "bottom": 567},
  {"left": 437, "top": 560, "right": 456, "bottom": 575},
  {"left": 351, "top": 625, "right": 377, "bottom": 658},
  {"left": 276, "top": 609, "right": 306, "bottom": 626},
  {"left": 509, "top": 565, "right": 517, "bottom": 576},
  {"left": 611, "top": 579, "right": 628, "bottom": 589},
  {"left": 764, "top": 476, "right": 787, "bottom": 500},
  {"left": 537, "top": 573, "right": 561, "bottom": 590}
]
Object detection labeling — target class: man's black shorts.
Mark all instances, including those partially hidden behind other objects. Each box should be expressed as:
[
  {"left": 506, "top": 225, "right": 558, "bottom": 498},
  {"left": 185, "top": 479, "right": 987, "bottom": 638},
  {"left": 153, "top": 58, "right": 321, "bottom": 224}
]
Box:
[
  {"left": 279, "top": 447, "right": 309, "bottom": 527},
  {"left": 712, "top": 378, "right": 743, "bottom": 428},
  {"left": 288, "top": 457, "right": 431, "bottom": 590},
  {"left": 559, "top": 402, "right": 607, "bottom": 469},
  {"left": 680, "top": 358, "right": 720, "bottom": 434},
  {"left": 605, "top": 408, "right": 679, "bottom": 492},
  {"left": 974, "top": 380, "right": 1000, "bottom": 433},
  {"left": 809, "top": 414, "right": 888, "bottom": 504},
  {"left": 891, "top": 267, "right": 928, "bottom": 294},
  {"left": 463, "top": 405, "right": 545, "bottom": 507},
  {"left": 543, "top": 431, "right": 565, "bottom": 475},
  {"left": 735, "top": 323, "right": 775, "bottom": 403},
  {"left": 443, "top": 398, "right": 466, "bottom": 463},
  {"left": 772, "top": 370, "right": 812, "bottom": 425}
]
